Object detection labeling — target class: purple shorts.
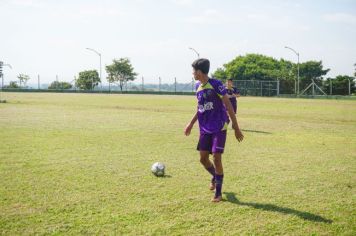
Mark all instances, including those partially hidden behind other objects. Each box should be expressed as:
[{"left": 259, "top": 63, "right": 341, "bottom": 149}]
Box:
[{"left": 197, "top": 130, "right": 227, "bottom": 154}]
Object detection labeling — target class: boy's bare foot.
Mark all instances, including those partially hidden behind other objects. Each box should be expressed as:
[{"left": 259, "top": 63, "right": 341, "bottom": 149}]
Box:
[
  {"left": 209, "top": 181, "right": 216, "bottom": 191},
  {"left": 211, "top": 195, "right": 222, "bottom": 202}
]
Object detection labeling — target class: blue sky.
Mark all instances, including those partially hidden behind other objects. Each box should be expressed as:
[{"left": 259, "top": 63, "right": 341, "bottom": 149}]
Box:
[{"left": 1, "top": 0, "right": 355, "bottom": 84}]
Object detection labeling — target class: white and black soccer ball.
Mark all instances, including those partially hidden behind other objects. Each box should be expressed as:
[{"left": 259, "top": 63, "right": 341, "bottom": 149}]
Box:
[{"left": 151, "top": 162, "right": 165, "bottom": 177}]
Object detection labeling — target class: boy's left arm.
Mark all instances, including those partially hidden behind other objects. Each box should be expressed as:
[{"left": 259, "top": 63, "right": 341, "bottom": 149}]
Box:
[
  {"left": 222, "top": 95, "right": 244, "bottom": 142},
  {"left": 235, "top": 88, "right": 241, "bottom": 98}
]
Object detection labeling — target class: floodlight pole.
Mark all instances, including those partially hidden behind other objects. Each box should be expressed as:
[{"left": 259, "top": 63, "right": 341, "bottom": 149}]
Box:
[
  {"left": 285, "top": 46, "right": 300, "bottom": 95},
  {"left": 189, "top": 47, "right": 200, "bottom": 58},
  {"left": 0, "top": 62, "right": 12, "bottom": 102},
  {"left": 1, "top": 63, "right": 12, "bottom": 88},
  {"left": 86, "top": 47, "right": 102, "bottom": 91}
]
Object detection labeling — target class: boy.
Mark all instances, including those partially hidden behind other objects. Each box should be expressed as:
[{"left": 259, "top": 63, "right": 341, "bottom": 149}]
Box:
[
  {"left": 184, "top": 58, "right": 244, "bottom": 202},
  {"left": 226, "top": 78, "right": 240, "bottom": 115}
]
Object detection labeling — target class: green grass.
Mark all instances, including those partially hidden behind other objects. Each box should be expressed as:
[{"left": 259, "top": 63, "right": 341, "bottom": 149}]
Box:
[{"left": 0, "top": 92, "right": 355, "bottom": 235}]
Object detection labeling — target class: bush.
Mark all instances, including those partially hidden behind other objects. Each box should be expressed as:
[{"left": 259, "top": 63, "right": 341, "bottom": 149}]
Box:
[
  {"left": 48, "top": 81, "right": 72, "bottom": 90},
  {"left": 4, "top": 81, "right": 20, "bottom": 88}
]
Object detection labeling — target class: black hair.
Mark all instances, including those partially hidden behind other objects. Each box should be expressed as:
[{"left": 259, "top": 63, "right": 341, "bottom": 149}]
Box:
[{"left": 192, "top": 58, "right": 210, "bottom": 74}]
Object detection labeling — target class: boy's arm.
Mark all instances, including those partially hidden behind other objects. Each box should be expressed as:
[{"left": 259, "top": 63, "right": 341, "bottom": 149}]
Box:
[
  {"left": 184, "top": 112, "right": 198, "bottom": 136},
  {"left": 222, "top": 95, "right": 244, "bottom": 142},
  {"left": 235, "top": 89, "right": 241, "bottom": 98}
]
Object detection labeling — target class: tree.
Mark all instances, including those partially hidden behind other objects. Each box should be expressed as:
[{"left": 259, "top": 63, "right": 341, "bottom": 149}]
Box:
[
  {"left": 325, "top": 75, "right": 355, "bottom": 95},
  {"left": 213, "top": 68, "right": 228, "bottom": 81},
  {"left": 212, "top": 54, "right": 332, "bottom": 95},
  {"left": 76, "top": 70, "right": 100, "bottom": 90},
  {"left": 48, "top": 81, "right": 72, "bottom": 90},
  {"left": 106, "top": 58, "right": 137, "bottom": 91},
  {"left": 17, "top": 74, "right": 30, "bottom": 87},
  {"left": 298, "top": 61, "right": 330, "bottom": 90},
  {"left": 4, "top": 81, "right": 19, "bottom": 89},
  {"left": 213, "top": 54, "right": 293, "bottom": 81}
]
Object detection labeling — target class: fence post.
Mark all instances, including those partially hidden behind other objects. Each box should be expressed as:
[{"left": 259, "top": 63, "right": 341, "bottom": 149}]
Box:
[
  {"left": 260, "top": 81, "right": 263, "bottom": 96},
  {"left": 254, "top": 80, "right": 257, "bottom": 96},
  {"left": 0, "top": 61, "right": 3, "bottom": 89},
  {"left": 142, "top": 76, "right": 144, "bottom": 91},
  {"left": 330, "top": 79, "right": 332, "bottom": 95},
  {"left": 192, "top": 78, "right": 194, "bottom": 92},
  {"left": 349, "top": 79, "right": 351, "bottom": 95},
  {"left": 244, "top": 80, "right": 247, "bottom": 96},
  {"left": 268, "top": 81, "right": 271, "bottom": 96},
  {"left": 277, "top": 80, "right": 280, "bottom": 96},
  {"left": 174, "top": 77, "right": 177, "bottom": 93},
  {"left": 74, "top": 76, "right": 77, "bottom": 91}
]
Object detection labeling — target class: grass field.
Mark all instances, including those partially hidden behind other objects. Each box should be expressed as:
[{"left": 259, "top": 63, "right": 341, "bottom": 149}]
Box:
[{"left": 0, "top": 92, "right": 355, "bottom": 235}]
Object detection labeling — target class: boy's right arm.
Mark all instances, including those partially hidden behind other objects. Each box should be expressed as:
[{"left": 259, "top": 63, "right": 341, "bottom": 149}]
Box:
[{"left": 184, "top": 112, "right": 198, "bottom": 136}]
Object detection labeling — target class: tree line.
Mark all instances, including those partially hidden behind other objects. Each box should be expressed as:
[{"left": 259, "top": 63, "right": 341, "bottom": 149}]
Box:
[
  {"left": 4, "top": 54, "right": 355, "bottom": 95},
  {"left": 4, "top": 58, "right": 137, "bottom": 91}
]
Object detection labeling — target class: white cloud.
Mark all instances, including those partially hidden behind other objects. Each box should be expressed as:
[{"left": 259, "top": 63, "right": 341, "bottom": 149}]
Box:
[
  {"left": 171, "top": 0, "right": 195, "bottom": 6},
  {"left": 186, "top": 9, "right": 227, "bottom": 24},
  {"left": 77, "top": 6, "right": 122, "bottom": 18},
  {"left": 323, "top": 13, "right": 356, "bottom": 24},
  {"left": 247, "top": 14, "right": 268, "bottom": 20},
  {"left": 6, "top": 0, "right": 44, "bottom": 8}
]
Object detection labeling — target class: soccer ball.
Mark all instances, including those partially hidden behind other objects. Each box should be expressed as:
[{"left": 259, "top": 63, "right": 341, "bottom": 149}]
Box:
[{"left": 151, "top": 162, "right": 165, "bottom": 177}]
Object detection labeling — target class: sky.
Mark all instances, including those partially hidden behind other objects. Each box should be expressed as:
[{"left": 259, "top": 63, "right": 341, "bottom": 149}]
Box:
[{"left": 1, "top": 0, "right": 356, "bottom": 85}]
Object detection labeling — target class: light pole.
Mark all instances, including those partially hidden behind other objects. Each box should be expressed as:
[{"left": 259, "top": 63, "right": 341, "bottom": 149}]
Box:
[
  {"left": 188, "top": 47, "right": 200, "bottom": 58},
  {"left": 85, "top": 47, "right": 102, "bottom": 91},
  {"left": 285, "top": 46, "right": 300, "bottom": 95},
  {"left": 1, "top": 63, "right": 12, "bottom": 88},
  {"left": 0, "top": 62, "right": 12, "bottom": 103}
]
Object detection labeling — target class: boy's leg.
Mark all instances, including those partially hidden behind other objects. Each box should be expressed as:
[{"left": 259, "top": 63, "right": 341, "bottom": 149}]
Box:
[
  {"left": 197, "top": 134, "right": 216, "bottom": 190},
  {"left": 212, "top": 153, "right": 223, "bottom": 202},
  {"left": 211, "top": 131, "right": 227, "bottom": 202},
  {"left": 199, "top": 151, "right": 216, "bottom": 190},
  {"left": 233, "top": 103, "right": 237, "bottom": 114}
]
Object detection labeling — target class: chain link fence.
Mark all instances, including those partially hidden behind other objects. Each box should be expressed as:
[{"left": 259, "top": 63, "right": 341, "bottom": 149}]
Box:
[{"left": 1, "top": 74, "right": 355, "bottom": 97}]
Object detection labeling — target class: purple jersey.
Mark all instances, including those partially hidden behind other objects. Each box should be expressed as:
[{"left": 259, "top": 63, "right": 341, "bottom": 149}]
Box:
[{"left": 195, "top": 78, "right": 229, "bottom": 134}]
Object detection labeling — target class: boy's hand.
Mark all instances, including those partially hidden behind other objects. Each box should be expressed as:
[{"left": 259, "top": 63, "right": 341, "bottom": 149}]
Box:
[
  {"left": 234, "top": 126, "right": 244, "bottom": 142},
  {"left": 184, "top": 123, "right": 193, "bottom": 136}
]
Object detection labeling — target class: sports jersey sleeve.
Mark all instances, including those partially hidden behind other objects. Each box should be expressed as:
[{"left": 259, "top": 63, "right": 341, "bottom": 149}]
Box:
[
  {"left": 211, "top": 79, "right": 227, "bottom": 97},
  {"left": 234, "top": 87, "right": 240, "bottom": 95}
]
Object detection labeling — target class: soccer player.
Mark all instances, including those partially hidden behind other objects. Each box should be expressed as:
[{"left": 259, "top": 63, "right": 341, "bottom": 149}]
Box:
[
  {"left": 184, "top": 58, "right": 244, "bottom": 202},
  {"left": 226, "top": 78, "right": 240, "bottom": 115}
]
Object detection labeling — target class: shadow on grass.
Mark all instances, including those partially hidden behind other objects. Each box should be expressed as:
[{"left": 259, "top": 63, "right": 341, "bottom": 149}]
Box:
[
  {"left": 224, "top": 192, "right": 332, "bottom": 224},
  {"left": 156, "top": 174, "right": 172, "bottom": 178},
  {"left": 241, "top": 129, "right": 272, "bottom": 134}
]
